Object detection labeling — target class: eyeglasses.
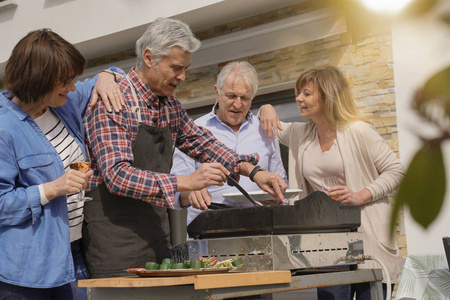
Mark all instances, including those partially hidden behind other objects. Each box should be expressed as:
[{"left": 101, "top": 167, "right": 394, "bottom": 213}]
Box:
[{"left": 62, "top": 75, "right": 79, "bottom": 87}]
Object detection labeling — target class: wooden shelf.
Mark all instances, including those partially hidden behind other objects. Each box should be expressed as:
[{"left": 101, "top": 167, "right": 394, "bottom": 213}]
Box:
[{"left": 79, "top": 270, "right": 291, "bottom": 290}]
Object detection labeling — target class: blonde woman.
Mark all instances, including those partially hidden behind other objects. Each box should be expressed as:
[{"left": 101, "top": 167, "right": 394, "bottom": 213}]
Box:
[{"left": 259, "top": 65, "right": 404, "bottom": 300}]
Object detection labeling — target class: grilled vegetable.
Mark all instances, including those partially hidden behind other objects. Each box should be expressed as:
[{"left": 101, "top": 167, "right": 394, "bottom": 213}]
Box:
[
  {"left": 197, "top": 257, "right": 244, "bottom": 268},
  {"left": 171, "top": 262, "right": 187, "bottom": 269},
  {"left": 232, "top": 257, "right": 244, "bottom": 267},
  {"left": 183, "top": 260, "right": 191, "bottom": 268},
  {"left": 190, "top": 260, "right": 204, "bottom": 269},
  {"left": 161, "top": 258, "right": 174, "bottom": 266},
  {"left": 145, "top": 262, "right": 160, "bottom": 270},
  {"left": 142, "top": 256, "right": 244, "bottom": 271},
  {"left": 159, "top": 262, "right": 171, "bottom": 270}
]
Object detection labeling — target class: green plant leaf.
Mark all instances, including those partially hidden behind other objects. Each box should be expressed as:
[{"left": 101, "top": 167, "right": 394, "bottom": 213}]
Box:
[
  {"left": 420, "top": 66, "right": 450, "bottom": 106},
  {"left": 442, "top": 13, "right": 450, "bottom": 27},
  {"left": 423, "top": 66, "right": 450, "bottom": 96},
  {"left": 395, "top": 144, "right": 446, "bottom": 229}
]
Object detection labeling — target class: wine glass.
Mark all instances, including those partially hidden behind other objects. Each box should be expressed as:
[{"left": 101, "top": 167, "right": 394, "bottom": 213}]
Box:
[
  {"left": 321, "top": 176, "right": 340, "bottom": 200},
  {"left": 69, "top": 144, "right": 93, "bottom": 202}
]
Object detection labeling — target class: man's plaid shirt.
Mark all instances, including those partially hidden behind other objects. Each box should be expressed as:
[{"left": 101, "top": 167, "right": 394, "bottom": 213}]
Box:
[{"left": 85, "top": 68, "right": 259, "bottom": 209}]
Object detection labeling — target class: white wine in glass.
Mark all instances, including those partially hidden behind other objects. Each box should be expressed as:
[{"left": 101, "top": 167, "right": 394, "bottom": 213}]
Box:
[
  {"left": 321, "top": 176, "right": 340, "bottom": 200},
  {"left": 69, "top": 162, "right": 91, "bottom": 173},
  {"left": 69, "top": 145, "right": 93, "bottom": 202}
]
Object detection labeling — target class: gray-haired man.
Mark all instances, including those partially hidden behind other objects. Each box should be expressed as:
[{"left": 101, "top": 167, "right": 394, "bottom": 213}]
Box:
[
  {"left": 83, "top": 18, "right": 287, "bottom": 278},
  {"left": 171, "top": 61, "right": 288, "bottom": 227}
]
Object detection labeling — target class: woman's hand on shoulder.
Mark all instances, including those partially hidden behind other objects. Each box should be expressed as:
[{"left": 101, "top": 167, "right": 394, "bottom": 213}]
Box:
[{"left": 90, "top": 71, "right": 124, "bottom": 113}]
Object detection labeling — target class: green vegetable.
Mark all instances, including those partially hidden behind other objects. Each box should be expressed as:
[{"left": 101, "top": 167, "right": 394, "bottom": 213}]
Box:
[
  {"left": 183, "top": 260, "right": 192, "bottom": 269},
  {"left": 145, "top": 262, "right": 160, "bottom": 270},
  {"left": 189, "top": 260, "right": 204, "bottom": 269},
  {"left": 159, "top": 262, "right": 171, "bottom": 270},
  {"left": 161, "top": 258, "right": 174, "bottom": 267},
  {"left": 200, "top": 258, "right": 211, "bottom": 268},
  {"left": 171, "top": 262, "right": 187, "bottom": 269},
  {"left": 232, "top": 257, "right": 244, "bottom": 267},
  {"left": 214, "top": 259, "right": 233, "bottom": 268}
]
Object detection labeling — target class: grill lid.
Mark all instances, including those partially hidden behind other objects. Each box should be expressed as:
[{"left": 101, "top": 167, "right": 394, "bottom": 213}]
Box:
[{"left": 187, "top": 191, "right": 361, "bottom": 239}]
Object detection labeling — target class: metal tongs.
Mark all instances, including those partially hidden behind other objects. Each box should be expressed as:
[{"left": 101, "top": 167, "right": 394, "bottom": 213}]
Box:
[{"left": 226, "top": 175, "right": 262, "bottom": 207}]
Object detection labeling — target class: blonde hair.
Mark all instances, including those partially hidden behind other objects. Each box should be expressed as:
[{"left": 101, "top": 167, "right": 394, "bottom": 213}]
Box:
[{"left": 295, "top": 65, "right": 368, "bottom": 129}]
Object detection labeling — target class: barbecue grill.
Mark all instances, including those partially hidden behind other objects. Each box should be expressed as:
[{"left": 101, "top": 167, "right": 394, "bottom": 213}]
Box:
[{"left": 172, "top": 191, "right": 364, "bottom": 271}]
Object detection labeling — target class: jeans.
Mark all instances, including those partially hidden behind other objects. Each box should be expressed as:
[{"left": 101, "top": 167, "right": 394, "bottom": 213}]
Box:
[
  {"left": 0, "top": 281, "right": 73, "bottom": 300},
  {"left": 318, "top": 284, "right": 351, "bottom": 300},
  {"left": 318, "top": 282, "right": 394, "bottom": 300},
  {"left": 351, "top": 282, "right": 394, "bottom": 300},
  {"left": 70, "top": 239, "right": 89, "bottom": 300},
  {"left": 317, "top": 264, "right": 394, "bottom": 300},
  {"left": 0, "top": 241, "right": 87, "bottom": 300},
  {"left": 317, "top": 265, "right": 351, "bottom": 300}
]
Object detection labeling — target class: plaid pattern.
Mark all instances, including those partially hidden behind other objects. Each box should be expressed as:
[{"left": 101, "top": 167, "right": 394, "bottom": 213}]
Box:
[{"left": 85, "top": 68, "right": 259, "bottom": 208}]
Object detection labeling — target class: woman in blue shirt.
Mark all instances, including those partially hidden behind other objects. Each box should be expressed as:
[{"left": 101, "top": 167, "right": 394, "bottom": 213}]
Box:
[{"left": 0, "top": 29, "right": 123, "bottom": 299}]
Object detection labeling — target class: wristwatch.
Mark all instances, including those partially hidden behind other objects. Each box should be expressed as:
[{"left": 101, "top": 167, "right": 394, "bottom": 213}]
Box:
[{"left": 249, "top": 165, "right": 266, "bottom": 182}]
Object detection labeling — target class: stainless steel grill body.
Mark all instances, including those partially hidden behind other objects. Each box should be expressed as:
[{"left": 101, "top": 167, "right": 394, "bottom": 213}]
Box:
[
  {"left": 174, "top": 192, "right": 364, "bottom": 271},
  {"left": 172, "top": 232, "right": 364, "bottom": 271}
]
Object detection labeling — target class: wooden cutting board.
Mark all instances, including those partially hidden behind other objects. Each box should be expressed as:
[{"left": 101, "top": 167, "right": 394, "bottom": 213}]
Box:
[{"left": 79, "top": 270, "right": 291, "bottom": 290}]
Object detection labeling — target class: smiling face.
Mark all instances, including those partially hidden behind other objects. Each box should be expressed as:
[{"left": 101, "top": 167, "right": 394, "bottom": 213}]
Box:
[
  {"left": 215, "top": 73, "right": 253, "bottom": 133},
  {"left": 144, "top": 46, "right": 192, "bottom": 97},
  {"left": 46, "top": 80, "right": 76, "bottom": 108},
  {"left": 13, "top": 78, "right": 77, "bottom": 119},
  {"left": 295, "top": 81, "right": 325, "bottom": 122}
]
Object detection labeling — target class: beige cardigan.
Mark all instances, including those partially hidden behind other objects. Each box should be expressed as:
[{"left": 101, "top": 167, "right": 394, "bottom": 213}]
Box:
[{"left": 279, "top": 120, "right": 404, "bottom": 283}]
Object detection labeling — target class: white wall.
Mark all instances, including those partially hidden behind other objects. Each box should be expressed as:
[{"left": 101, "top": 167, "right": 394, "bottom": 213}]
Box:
[
  {"left": 392, "top": 0, "right": 450, "bottom": 255},
  {"left": 0, "top": 0, "right": 302, "bottom": 79},
  {"left": 0, "top": 0, "right": 223, "bottom": 71}
]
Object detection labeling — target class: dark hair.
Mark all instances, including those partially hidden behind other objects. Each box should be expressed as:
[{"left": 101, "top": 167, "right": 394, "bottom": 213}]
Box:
[{"left": 3, "top": 28, "right": 86, "bottom": 104}]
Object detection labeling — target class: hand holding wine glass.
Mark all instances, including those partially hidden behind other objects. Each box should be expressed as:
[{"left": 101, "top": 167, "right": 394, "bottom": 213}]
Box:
[
  {"left": 321, "top": 176, "right": 341, "bottom": 200},
  {"left": 69, "top": 144, "right": 93, "bottom": 202}
]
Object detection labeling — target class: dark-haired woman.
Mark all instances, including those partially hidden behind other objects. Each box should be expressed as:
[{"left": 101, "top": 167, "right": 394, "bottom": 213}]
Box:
[{"left": 0, "top": 28, "right": 123, "bottom": 299}]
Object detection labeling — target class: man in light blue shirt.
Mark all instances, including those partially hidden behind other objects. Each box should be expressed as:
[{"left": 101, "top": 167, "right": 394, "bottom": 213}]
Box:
[{"left": 171, "top": 61, "right": 287, "bottom": 226}]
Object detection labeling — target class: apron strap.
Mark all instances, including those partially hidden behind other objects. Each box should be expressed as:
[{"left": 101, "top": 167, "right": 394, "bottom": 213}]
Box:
[
  {"left": 163, "top": 105, "right": 177, "bottom": 152},
  {"left": 126, "top": 74, "right": 175, "bottom": 151},
  {"left": 126, "top": 75, "right": 143, "bottom": 123}
]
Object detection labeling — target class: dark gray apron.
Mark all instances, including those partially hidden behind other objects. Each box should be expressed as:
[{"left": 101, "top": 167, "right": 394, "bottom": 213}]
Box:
[{"left": 82, "top": 79, "right": 173, "bottom": 278}]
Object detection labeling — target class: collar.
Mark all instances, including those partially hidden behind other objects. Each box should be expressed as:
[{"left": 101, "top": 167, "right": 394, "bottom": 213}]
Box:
[
  {"left": 127, "top": 68, "right": 169, "bottom": 107},
  {"left": 0, "top": 91, "right": 29, "bottom": 121},
  {"left": 208, "top": 102, "right": 254, "bottom": 128}
]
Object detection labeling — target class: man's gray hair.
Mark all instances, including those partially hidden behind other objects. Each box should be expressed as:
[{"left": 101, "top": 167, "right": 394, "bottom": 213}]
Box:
[
  {"left": 216, "top": 61, "right": 259, "bottom": 98},
  {"left": 135, "top": 17, "right": 201, "bottom": 70}
]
